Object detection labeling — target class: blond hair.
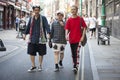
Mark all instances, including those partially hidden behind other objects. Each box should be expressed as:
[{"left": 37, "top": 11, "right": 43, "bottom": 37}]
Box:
[{"left": 71, "top": 5, "right": 78, "bottom": 10}]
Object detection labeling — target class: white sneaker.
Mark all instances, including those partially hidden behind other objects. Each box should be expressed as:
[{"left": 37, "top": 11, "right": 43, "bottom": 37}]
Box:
[
  {"left": 38, "top": 66, "right": 42, "bottom": 71},
  {"left": 59, "top": 66, "right": 64, "bottom": 69},
  {"left": 54, "top": 67, "right": 59, "bottom": 72}
]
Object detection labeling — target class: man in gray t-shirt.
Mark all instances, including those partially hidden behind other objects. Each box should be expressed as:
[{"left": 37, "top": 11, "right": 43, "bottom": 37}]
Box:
[{"left": 51, "top": 10, "right": 66, "bottom": 72}]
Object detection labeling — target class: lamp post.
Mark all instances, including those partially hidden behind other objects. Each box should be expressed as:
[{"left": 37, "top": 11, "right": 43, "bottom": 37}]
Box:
[
  {"left": 79, "top": 0, "right": 82, "bottom": 16},
  {"left": 101, "top": 0, "right": 105, "bottom": 26},
  {"left": 101, "top": 0, "right": 106, "bottom": 45}
]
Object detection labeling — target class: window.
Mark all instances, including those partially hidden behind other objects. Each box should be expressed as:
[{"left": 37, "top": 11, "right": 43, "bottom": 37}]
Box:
[
  {"left": 106, "top": 2, "right": 114, "bottom": 15},
  {"left": 114, "top": 1, "right": 120, "bottom": 13}
]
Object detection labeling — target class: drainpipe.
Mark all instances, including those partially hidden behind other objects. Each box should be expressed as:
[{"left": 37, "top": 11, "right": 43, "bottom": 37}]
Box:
[
  {"left": 101, "top": 0, "right": 105, "bottom": 26},
  {"left": 79, "top": 0, "right": 82, "bottom": 16},
  {"left": 101, "top": 0, "right": 106, "bottom": 45}
]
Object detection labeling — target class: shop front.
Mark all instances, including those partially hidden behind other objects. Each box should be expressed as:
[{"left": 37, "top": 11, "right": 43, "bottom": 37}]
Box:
[
  {"left": 0, "top": 1, "right": 6, "bottom": 30},
  {"left": 0, "top": 6, "right": 4, "bottom": 30}
]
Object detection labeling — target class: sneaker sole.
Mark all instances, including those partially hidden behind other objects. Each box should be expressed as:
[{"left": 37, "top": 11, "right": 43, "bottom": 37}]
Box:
[
  {"left": 54, "top": 69, "right": 59, "bottom": 72},
  {"left": 59, "top": 66, "right": 64, "bottom": 69},
  {"left": 72, "top": 68, "right": 78, "bottom": 74},
  {"left": 38, "top": 69, "right": 42, "bottom": 72},
  {"left": 27, "top": 69, "right": 37, "bottom": 72},
  {"left": 73, "top": 69, "right": 78, "bottom": 74}
]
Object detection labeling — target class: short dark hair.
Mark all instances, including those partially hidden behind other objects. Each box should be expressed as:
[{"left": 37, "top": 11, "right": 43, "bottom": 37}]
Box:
[{"left": 32, "top": 6, "right": 41, "bottom": 10}]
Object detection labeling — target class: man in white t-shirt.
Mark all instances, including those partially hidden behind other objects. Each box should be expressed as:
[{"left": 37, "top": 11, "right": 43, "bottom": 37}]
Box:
[{"left": 89, "top": 16, "right": 97, "bottom": 39}]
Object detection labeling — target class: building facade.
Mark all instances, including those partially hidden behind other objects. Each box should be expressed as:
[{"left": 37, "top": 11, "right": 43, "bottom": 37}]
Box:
[
  {"left": 83, "top": 0, "right": 120, "bottom": 39},
  {"left": 7, "top": 0, "right": 16, "bottom": 29},
  {"left": 0, "top": 0, "right": 30, "bottom": 30},
  {"left": 0, "top": 0, "right": 7, "bottom": 30},
  {"left": 84, "top": 0, "right": 97, "bottom": 17},
  {"left": 105, "top": 0, "right": 120, "bottom": 39}
]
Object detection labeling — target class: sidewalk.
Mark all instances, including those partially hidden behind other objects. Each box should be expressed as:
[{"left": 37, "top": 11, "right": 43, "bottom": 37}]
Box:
[
  {"left": 0, "top": 29, "right": 17, "bottom": 41},
  {"left": 0, "top": 29, "right": 22, "bottom": 58},
  {"left": 88, "top": 36, "right": 120, "bottom": 80}
]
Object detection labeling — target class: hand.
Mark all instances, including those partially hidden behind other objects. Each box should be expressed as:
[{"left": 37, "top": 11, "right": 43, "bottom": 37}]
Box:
[
  {"left": 65, "top": 34, "right": 69, "bottom": 41},
  {"left": 47, "top": 34, "right": 50, "bottom": 39},
  {"left": 23, "top": 34, "right": 26, "bottom": 40},
  {"left": 59, "top": 21, "right": 64, "bottom": 26},
  {"left": 80, "top": 36, "right": 84, "bottom": 42}
]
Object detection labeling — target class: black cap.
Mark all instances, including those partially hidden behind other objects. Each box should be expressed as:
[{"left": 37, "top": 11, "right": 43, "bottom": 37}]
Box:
[{"left": 32, "top": 6, "right": 42, "bottom": 10}]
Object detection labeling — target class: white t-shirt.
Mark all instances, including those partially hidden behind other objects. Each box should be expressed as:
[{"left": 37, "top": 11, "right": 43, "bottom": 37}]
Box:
[
  {"left": 97, "top": 17, "right": 102, "bottom": 25},
  {"left": 83, "top": 17, "right": 89, "bottom": 26},
  {"left": 89, "top": 17, "right": 97, "bottom": 29}
]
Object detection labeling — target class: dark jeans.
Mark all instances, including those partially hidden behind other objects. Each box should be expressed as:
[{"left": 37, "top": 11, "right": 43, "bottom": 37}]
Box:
[
  {"left": 70, "top": 43, "right": 79, "bottom": 67},
  {"left": 16, "top": 23, "right": 18, "bottom": 31}
]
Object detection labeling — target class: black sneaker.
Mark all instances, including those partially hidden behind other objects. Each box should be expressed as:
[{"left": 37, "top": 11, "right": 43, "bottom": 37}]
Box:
[
  {"left": 72, "top": 67, "right": 78, "bottom": 74},
  {"left": 59, "top": 61, "right": 63, "bottom": 69},
  {"left": 54, "top": 64, "right": 59, "bottom": 72},
  {"left": 28, "top": 66, "right": 37, "bottom": 72}
]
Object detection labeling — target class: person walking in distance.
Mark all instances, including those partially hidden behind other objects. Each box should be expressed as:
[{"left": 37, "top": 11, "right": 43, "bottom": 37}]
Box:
[
  {"left": 51, "top": 11, "right": 67, "bottom": 72},
  {"left": 23, "top": 6, "right": 50, "bottom": 72},
  {"left": 83, "top": 14, "right": 90, "bottom": 32},
  {"left": 65, "top": 5, "right": 87, "bottom": 72},
  {"left": 15, "top": 15, "right": 20, "bottom": 31},
  {"left": 89, "top": 15, "right": 97, "bottom": 39}
]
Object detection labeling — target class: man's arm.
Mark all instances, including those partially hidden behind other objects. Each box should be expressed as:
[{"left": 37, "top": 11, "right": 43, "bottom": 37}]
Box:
[
  {"left": 42, "top": 16, "right": 51, "bottom": 39},
  {"left": 65, "top": 19, "right": 70, "bottom": 41},
  {"left": 80, "top": 28, "right": 86, "bottom": 42},
  {"left": 65, "top": 29, "right": 69, "bottom": 41},
  {"left": 50, "top": 22, "right": 54, "bottom": 39},
  {"left": 23, "top": 17, "right": 31, "bottom": 40},
  {"left": 80, "top": 18, "right": 87, "bottom": 42}
]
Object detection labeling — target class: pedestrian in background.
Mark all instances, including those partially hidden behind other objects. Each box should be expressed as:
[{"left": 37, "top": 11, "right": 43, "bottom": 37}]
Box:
[
  {"left": 15, "top": 15, "right": 20, "bottom": 31},
  {"left": 51, "top": 11, "right": 67, "bottom": 72},
  {"left": 65, "top": 5, "right": 87, "bottom": 72},
  {"left": 97, "top": 17, "right": 102, "bottom": 26},
  {"left": 83, "top": 14, "right": 90, "bottom": 32},
  {"left": 20, "top": 15, "right": 26, "bottom": 28},
  {"left": 89, "top": 15, "right": 97, "bottom": 39},
  {"left": 25, "top": 11, "right": 34, "bottom": 26},
  {"left": 23, "top": 6, "right": 50, "bottom": 72}
]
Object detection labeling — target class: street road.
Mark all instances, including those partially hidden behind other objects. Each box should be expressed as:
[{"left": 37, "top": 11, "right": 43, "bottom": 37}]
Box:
[{"left": 0, "top": 40, "right": 93, "bottom": 80}]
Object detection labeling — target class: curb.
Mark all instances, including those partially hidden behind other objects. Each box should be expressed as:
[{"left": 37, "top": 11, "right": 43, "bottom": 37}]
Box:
[{"left": 87, "top": 41, "right": 100, "bottom": 80}]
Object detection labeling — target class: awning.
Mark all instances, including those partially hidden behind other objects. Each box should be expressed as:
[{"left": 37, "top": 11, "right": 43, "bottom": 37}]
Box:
[
  {"left": 14, "top": 5, "right": 21, "bottom": 10},
  {"left": 7, "top": 1, "right": 15, "bottom": 6},
  {"left": 21, "top": 6, "right": 30, "bottom": 13},
  {"left": 0, "top": 1, "right": 7, "bottom": 6},
  {"left": 22, "top": 9, "right": 30, "bottom": 13}
]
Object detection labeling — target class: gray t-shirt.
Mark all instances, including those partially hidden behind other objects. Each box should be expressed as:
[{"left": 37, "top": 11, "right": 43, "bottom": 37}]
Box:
[{"left": 51, "top": 20, "right": 66, "bottom": 44}]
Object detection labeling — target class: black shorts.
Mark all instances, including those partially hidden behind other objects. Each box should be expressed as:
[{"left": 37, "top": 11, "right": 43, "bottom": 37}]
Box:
[
  {"left": 89, "top": 28, "right": 96, "bottom": 33},
  {"left": 27, "top": 43, "right": 46, "bottom": 56}
]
